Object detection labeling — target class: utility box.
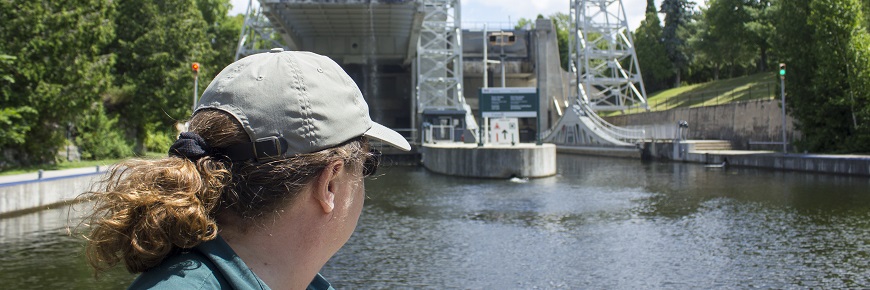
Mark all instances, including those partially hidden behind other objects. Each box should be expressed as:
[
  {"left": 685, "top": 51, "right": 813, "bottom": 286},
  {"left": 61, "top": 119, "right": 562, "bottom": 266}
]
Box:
[{"left": 421, "top": 109, "right": 475, "bottom": 143}]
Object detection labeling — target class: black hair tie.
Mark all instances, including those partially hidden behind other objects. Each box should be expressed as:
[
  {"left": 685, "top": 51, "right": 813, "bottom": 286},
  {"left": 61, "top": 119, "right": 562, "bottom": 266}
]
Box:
[{"left": 169, "top": 132, "right": 213, "bottom": 161}]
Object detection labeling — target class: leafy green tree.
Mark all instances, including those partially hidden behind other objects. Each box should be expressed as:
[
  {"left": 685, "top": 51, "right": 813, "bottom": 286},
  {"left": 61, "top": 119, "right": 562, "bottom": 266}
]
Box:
[
  {"left": 635, "top": 0, "right": 674, "bottom": 92},
  {"left": 0, "top": 54, "right": 33, "bottom": 149},
  {"left": 846, "top": 30, "right": 870, "bottom": 151},
  {"left": 705, "top": 0, "right": 754, "bottom": 78},
  {"left": 549, "top": 13, "right": 572, "bottom": 71},
  {"left": 0, "top": 54, "right": 13, "bottom": 85},
  {"left": 0, "top": 0, "right": 115, "bottom": 164},
  {"left": 778, "top": 0, "right": 870, "bottom": 152},
  {"left": 744, "top": 0, "right": 776, "bottom": 72},
  {"left": 515, "top": 17, "right": 537, "bottom": 30},
  {"left": 110, "top": 0, "right": 216, "bottom": 153},
  {"left": 807, "top": 0, "right": 870, "bottom": 152},
  {"left": 661, "top": 0, "right": 695, "bottom": 87},
  {"left": 686, "top": 9, "right": 721, "bottom": 80},
  {"left": 76, "top": 102, "right": 133, "bottom": 160},
  {"left": 197, "top": 0, "right": 242, "bottom": 72}
]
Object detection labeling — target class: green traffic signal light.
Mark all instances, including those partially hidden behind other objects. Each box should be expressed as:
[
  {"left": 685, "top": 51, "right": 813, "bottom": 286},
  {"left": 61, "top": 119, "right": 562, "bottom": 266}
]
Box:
[{"left": 779, "top": 63, "right": 786, "bottom": 76}]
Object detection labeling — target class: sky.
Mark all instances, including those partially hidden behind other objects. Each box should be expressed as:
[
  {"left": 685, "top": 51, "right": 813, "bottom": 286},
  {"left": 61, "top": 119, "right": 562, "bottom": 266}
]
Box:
[{"left": 228, "top": 0, "right": 660, "bottom": 31}]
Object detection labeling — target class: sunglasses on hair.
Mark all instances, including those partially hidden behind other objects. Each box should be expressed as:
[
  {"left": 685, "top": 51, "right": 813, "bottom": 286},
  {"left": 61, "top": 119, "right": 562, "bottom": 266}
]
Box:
[{"left": 363, "top": 149, "right": 381, "bottom": 177}]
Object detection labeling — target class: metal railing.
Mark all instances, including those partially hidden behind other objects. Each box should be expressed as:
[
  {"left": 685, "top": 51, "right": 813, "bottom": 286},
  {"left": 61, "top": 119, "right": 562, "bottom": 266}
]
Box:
[{"left": 578, "top": 102, "right": 646, "bottom": 143}]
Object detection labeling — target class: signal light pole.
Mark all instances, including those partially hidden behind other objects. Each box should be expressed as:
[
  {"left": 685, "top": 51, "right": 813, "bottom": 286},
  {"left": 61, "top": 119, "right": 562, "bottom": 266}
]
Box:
[
  {"left": 192, "top": 62, "right": 200, "bottom": 112},
  {"left": 779, "top": 63, "right": 787, "bottom": 154}
]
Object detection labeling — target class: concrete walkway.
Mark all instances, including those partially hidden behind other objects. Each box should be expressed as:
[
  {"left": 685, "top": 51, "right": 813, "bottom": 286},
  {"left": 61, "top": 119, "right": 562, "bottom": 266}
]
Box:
[
  {"left": 0, "top": 165, "right": 114, "bottom": 216},
  {"left": 683, "top": 150, "right": 870, "bottom": 177},
  {"left": 0, "top": 165, "right": 109, "bottom": 187}
]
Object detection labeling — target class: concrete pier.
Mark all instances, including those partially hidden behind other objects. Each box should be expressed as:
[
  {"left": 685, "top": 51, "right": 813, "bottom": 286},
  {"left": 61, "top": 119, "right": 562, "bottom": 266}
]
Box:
[
  {"left": 0, "top": 167, "right": 107, "bottom": 217},
  {"left": 557, "top": 145, "right": 642, "bottom": 159},
  {"left": 422, "top": 143, "right": 557, "bottom": 178},
  {"left": 642, "top": 140, "right": 870, "bottom": 177}
]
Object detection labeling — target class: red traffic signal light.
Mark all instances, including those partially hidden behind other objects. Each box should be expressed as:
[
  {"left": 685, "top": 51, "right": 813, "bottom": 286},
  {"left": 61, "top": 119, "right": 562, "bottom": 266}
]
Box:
[{"left": 192, "top": 62, "right": 200, "bottom": 73}]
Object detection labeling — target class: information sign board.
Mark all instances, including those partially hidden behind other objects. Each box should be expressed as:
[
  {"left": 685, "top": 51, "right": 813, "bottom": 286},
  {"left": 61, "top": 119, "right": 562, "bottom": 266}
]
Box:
[{"left": 479, "top": 87, "right": 539, "bottom": 118}]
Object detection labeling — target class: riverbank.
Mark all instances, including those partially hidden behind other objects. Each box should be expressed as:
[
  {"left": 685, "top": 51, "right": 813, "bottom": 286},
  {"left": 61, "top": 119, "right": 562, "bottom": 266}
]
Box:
[
  {"left": 0, "top": 166, "right": 109, "bottom": 218},
  {"left": 639, "top": 140, "right": 870, "bottom": 177}
]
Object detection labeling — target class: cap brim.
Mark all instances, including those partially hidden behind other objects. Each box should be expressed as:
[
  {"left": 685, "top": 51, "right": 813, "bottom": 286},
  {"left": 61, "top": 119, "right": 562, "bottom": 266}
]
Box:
[{"left": 364, "top": 122, "right": 412, "bottom": 151}]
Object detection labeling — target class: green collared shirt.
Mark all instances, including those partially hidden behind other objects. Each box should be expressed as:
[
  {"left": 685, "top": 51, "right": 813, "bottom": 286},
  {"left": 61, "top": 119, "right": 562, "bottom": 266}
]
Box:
[{"left": 128, "top": 235, "right": 334, "bottom": 290}]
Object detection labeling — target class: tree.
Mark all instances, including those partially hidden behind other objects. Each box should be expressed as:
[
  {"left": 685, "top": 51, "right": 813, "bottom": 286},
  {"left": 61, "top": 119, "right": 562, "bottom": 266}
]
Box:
[
  {"left": 197, "top": 0, "right": 242, "bottom": 71},
  {"left": 705, "top": 0, "right": 755, "bottom": 78},
  {"left": 744, "top": 0, "right": 776, "bottom": 72},
  {"left": 515, "top": 17, "right": 537, "bottom": 30},
  {"left": 778, "top": 0, "right": 870, "bottom": 152},
  {"left": 549, "top": 13, "right": 572, "bottom": 71},
  {"left": 0, "top": 0, "right": 115, "bottom": 164},
  {"left": 635, "top": 0, "right": 674, "bottom": 92},
  {"left": 807, "top": 0, "right": 870, "bottom": 152},
  {"left": 661, "top": 0, "right": 695, "bottom": 87},
  {"left": 110, "top": 0, "right": 216, "bottom": 153}
]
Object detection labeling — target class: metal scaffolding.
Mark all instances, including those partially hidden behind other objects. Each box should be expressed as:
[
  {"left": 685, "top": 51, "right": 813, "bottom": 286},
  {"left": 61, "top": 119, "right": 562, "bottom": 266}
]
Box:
[
  {"left": 570, "top": 0, "right": 648, "bottom": 111},
  {"left": 415, "top": 0, "right": 465, "bottom": 112},
  {"left": 234, "top": 0, "right": 285, "bottom": 61}
]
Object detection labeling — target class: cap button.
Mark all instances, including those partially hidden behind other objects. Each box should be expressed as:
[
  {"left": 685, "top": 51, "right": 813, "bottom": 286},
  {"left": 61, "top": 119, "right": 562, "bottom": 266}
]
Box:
[{"left": 270, "top": 48, "right": 284, "bottom": 53}]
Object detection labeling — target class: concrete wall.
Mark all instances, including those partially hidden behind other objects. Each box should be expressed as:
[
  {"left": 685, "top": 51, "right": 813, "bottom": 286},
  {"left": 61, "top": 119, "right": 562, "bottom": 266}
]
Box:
[
  {"left": 0, "top": 172, "right": 103, "bottom": 216},
  {"left": 534, "top": 18, "right": 574, "bottom": 132},
  {"left": 422, "top": 144, "right": 556, "bottom": 178},
  {"left": 605, "top": 99, "right": 800, "bottom": 150}
]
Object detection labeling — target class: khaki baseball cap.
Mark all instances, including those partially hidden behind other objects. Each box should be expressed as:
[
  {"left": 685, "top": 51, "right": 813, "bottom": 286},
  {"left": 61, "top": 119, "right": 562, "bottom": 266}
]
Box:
[{"left": 195, "top": 48, "right": 411, "bottom": 162}]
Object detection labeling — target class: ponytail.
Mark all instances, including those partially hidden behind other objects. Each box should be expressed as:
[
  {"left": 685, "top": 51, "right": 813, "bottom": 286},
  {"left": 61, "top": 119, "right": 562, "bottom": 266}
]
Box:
[{"left": 84, "top": 156, "right": 230, "bottom": 274}]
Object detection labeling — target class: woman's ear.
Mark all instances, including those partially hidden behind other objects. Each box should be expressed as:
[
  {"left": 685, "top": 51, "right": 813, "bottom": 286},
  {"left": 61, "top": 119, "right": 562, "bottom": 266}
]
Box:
[{"left": 313, "top": 161, "right": 344, "bottom": 214}]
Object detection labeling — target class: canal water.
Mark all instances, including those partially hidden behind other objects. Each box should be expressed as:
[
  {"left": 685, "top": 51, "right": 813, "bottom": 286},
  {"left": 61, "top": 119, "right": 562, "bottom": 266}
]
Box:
[{"left": 1, "top": 154, "right": 869, "bottom": 289}]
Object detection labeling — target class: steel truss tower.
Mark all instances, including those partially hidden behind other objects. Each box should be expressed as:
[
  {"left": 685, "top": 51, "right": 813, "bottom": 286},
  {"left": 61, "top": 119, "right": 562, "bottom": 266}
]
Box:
[
  {"left": 234, "top": 0, "right": 285, "bottom": 61},
  {"left": 415, "top": 0, "right": 466, "bottom": 112},
  {"left": 571, "top": 0, "right": 648, "bottom": 111}
]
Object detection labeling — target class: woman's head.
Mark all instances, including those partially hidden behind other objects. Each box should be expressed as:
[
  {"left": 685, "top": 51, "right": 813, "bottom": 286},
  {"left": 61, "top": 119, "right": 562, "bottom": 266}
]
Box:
[{"left": 83, "top": 50, "right": 410, "bottom": 275}]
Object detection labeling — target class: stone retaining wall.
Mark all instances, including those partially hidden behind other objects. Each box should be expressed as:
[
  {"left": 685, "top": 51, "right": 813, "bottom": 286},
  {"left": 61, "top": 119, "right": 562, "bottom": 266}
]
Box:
[{"left": 605, "top": 99, "right": 800, "bottom": 150}]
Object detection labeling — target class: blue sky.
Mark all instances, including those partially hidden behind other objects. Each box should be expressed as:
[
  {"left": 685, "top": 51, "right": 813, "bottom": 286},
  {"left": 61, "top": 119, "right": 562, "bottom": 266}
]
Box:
[{"left": 228, "top": 0, "right": 659, "bottom": 31}]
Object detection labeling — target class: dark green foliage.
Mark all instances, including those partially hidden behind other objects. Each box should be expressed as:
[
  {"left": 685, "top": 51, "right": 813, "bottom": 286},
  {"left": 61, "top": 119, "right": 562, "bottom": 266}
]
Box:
[
  {"left": 705, "top": 0, "right": 753, "bottom": 78},
  {"left": 776, "top": 0, "right": 870, "bottom": 152},
  {"left": 744, "top": 0, "right": 776, "bottom": 72},
  {"left": 0, "top": 0, "right": 242, "bottom": 166},
  {"left": 110, "top": 0, "right": 217, "bottom": 153},
  {"left": 75, "top": 103, "right": 132, "bottom": 160},
  {"left": 549, "top": 13, "right": 572, "bottom": 72},
  {"left": 0, "top": 106, "right": 37, "bottom": 148},
  {"left": 635, "top": 0, "right": 674, "bottom": 93},
  {"left": 0, "top": 0, "right": 116, "bottom": 164},
  {"left": 661, "top": 0, "right": 694, "bottom": 86}
]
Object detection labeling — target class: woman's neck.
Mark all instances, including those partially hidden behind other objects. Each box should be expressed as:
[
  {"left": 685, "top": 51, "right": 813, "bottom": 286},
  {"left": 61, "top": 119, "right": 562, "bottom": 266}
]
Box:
[{"left": 218, "top": 208, "right": 330, "bottom": 290}]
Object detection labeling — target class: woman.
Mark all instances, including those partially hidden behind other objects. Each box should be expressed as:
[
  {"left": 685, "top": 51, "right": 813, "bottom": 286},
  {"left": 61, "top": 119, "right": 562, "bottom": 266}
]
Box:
[{"left": 83, "top": 49, "right": 411, "bottom": 289}]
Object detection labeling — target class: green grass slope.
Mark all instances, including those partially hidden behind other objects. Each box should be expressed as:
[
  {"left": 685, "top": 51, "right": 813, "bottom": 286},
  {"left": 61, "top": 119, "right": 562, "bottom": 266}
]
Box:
[{"left": 605, "top": 72, "right": 779, "bottom": 116}]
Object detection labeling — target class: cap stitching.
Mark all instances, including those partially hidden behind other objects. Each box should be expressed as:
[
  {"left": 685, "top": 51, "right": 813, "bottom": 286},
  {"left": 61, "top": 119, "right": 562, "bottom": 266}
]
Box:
[
  {"left": 218, "top": 63, "right": 246, "bottom": 93},
  {"left": 288, "top": 53, "right": 315, "bottom": 148}
]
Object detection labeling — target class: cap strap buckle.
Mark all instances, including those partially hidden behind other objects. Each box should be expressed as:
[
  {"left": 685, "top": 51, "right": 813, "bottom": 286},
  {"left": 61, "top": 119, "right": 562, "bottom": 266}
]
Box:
[
  {"left": 252, "top": 136, "right": 288, "bottom": 162},
  {"left": 220, "top": 136, "right": 288, "bottom": 162}
]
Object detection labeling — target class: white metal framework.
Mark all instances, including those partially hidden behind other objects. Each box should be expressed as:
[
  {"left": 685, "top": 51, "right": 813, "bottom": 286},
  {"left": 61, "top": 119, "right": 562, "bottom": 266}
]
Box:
[
  {"left": 235, "top": 0, "right": 285, "bottom": 61},
  {"left": 570, "top": 0, "right": 648, "bottom": 111},
  {"left": 415, "top": 0, "right": 465, "bottom": 112}
]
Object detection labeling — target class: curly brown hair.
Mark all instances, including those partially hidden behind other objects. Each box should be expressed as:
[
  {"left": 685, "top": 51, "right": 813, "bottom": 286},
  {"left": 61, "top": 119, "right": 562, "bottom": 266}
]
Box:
[{"left": 81, "top": 109, "right": 369, "bottom": 275}]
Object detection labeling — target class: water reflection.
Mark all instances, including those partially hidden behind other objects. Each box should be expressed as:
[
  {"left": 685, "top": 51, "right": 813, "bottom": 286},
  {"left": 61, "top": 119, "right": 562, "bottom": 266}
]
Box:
[
  {"left": 0, "top": 154, "right": 868, "bottom": 289},
  {"left": 324, "top": 155, "right": 870, "bottom": 289}
]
